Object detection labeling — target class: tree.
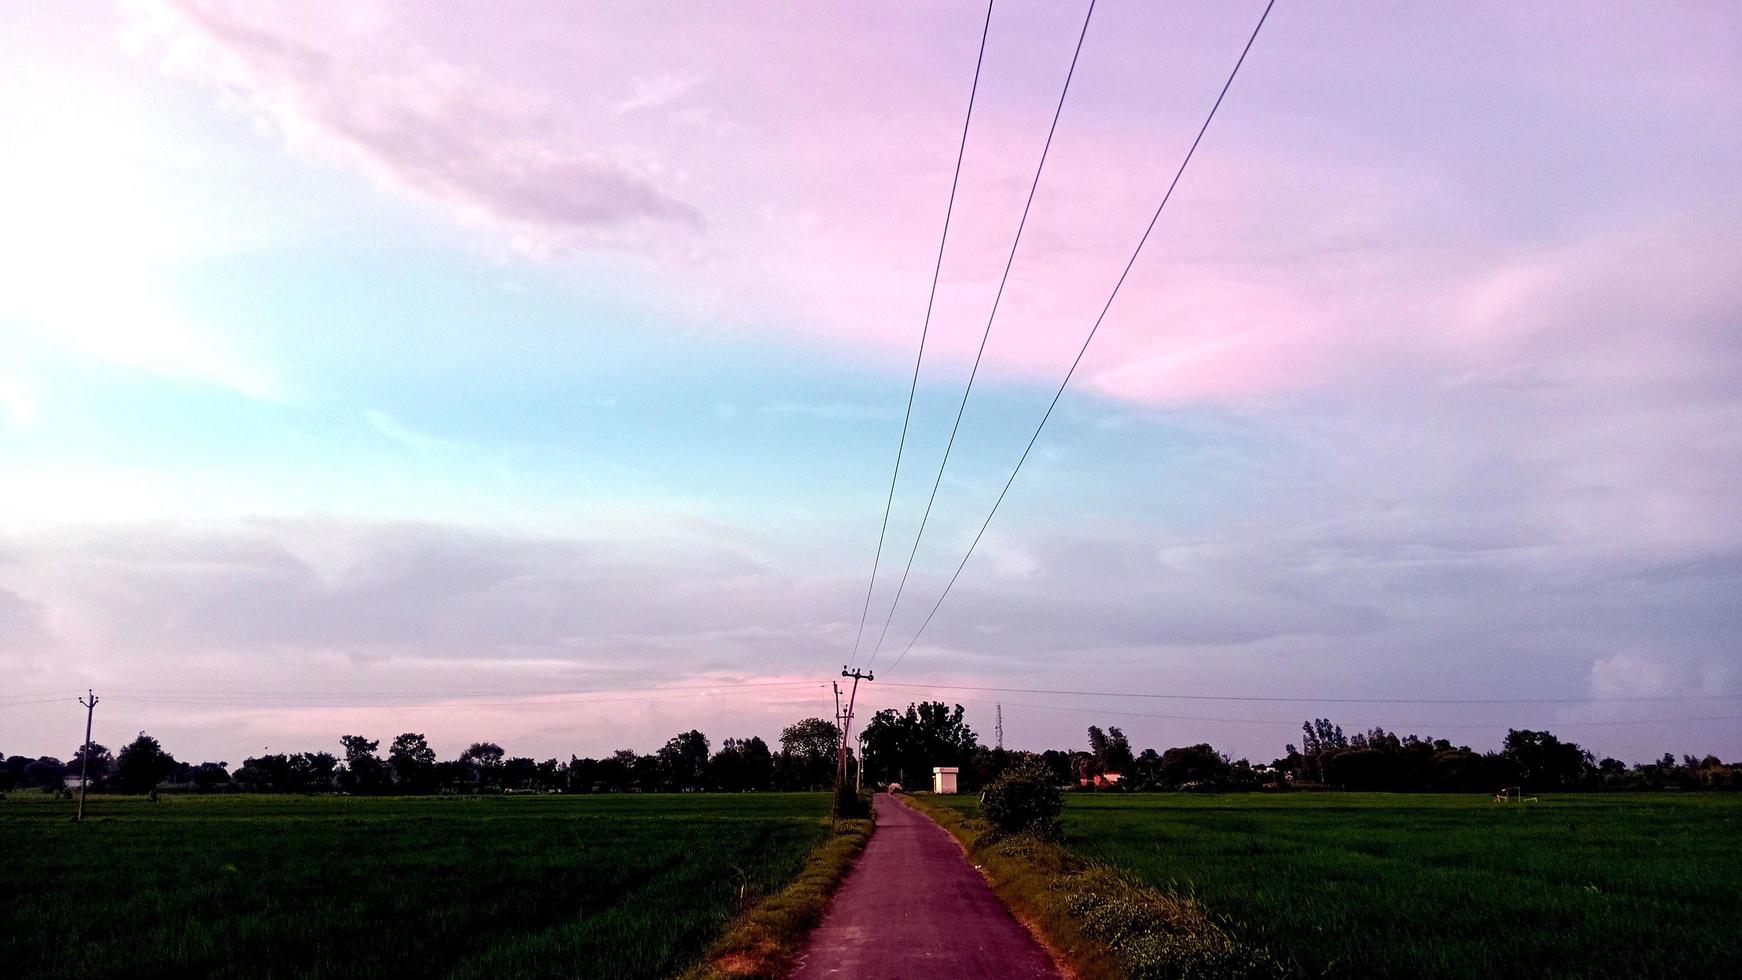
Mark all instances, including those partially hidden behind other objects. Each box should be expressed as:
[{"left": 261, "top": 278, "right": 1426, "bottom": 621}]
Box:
[
  {"left": 1296, "top": 719, "right": 1347, "bottom": 783},
  {"left": 1158, "top": 743, "right": 1231, "bottom": 789},
  {"left": 290, "top": 751, "right": 338, "bottom": 792},
  {"left": 461, "top": 742, "right": 505, "bottom": 788},
  {"left": 21, "top": 756, "right": 67, "bottom": 790},
  {"left": 860, "top": 702, "right": 978, "bottom": 788},
  {"left": 115, "top": 732, "right": 177, "bottom": 793},
  {"left": 711, "top": 736, "right": 773, "bottom": 792},
  {"left": 603, "top": 749, "right": 640, "bottom": 791},
  {"left": 655, "top": 730, "right": 710, "bottom": 791},
  {"left": 388, "top": 733, "right": 437, "bottom": 791},
  {"left": 780, "top": 718, "right": 840, "bottom": 790},
  {"left": 535, "top": 758, "right": 565, "bottom": 792},
  {"left": 67, "top": 742, "right": 114, "bottom": 783},
  {"left": 1085, "top": 726, "right": 1135, "bottom": 776},
  {"left": 1503, "top": 729, "right": 1594, "bottom": 790},
  {"left": 338, "top": 735, "right": 389, "bottom": 794},
  {"left": 501, "top": 756, "right": 539, "bottom": 790},
  {"left": 188, "top": 761, "right": 231, "bottom": 790},
  {"left": 235, "top": 754, "right": 293, "bottom": 792}
]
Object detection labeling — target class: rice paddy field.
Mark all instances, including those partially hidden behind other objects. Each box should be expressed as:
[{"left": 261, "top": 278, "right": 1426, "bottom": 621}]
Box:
[
  {"left": 0, "top": 792, "right": 830, "bottom": 979},
  {"left": 935, "top": 791, "right": 1742, "bottom": 978}
]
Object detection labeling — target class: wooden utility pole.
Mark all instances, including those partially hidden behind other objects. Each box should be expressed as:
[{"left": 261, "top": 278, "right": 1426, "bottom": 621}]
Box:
[
  {"left": 854, "top": 731, "right": 864, "bottom": 794},
  {"left": 832, "top": 666, "right": 872, "bottom": 819},
  {"left": 996, "top": 704, "right": 1003, "bottom": 751},
  {"left": 76, "top": 689, "right": 98, "bottom": 822}
]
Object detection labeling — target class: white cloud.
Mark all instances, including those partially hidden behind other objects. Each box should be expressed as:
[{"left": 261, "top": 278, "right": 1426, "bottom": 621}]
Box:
[
  {"left": 364, "top": 409, "right": 459, "bottom": 453},
  {"left": 0, "top": 60, "right": 285, "bottom": 400},
  {"left": 0, "top": 376, "right": 35, "bottom": 427}
]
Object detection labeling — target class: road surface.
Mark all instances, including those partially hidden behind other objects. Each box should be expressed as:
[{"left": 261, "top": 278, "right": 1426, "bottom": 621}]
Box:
[{"left": 791, "top": 793, "right": 1062, "bottom": 979}]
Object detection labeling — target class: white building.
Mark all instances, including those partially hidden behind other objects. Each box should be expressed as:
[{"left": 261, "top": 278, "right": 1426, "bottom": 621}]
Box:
[{"left": 932, "top": 767, "right": 959, "bottom": 794}]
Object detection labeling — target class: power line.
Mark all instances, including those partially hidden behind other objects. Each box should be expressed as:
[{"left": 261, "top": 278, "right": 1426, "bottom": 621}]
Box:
[
  {"left": 928, "top": 694, "right": 1742, "bottom": 731},
  {"left": 874, "top": 679, "right": 1742, "bottom": 705},
  {"left": 848, "top": 0, "right": 997, "bottom": 669},
  {"left": 2, "top": 681, "right": 828, "bottom": 713},
  {"left": 865, "top": 0, "right": 1099, "bottom": 668},
  {"left": 94, "top": 679, "right": 817, "bottom": 700},
  {"left": 887, "top": 0, "right": 1278, "bottom": 671},
  {"left": 102, "top": 684, "right": 828, "bottom": 712}
]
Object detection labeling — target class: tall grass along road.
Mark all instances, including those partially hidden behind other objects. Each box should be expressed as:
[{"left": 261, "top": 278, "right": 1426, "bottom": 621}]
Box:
[{"left": 791, "top": 793, "right": 1060, "bottom": 979}]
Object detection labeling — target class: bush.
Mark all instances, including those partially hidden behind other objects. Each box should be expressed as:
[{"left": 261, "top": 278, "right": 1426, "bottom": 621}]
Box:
[{"left": 980, "top": 760, "right": 1063, "bottom": 839}]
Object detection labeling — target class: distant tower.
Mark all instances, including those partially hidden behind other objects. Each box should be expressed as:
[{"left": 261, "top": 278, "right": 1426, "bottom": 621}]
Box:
[{"left": 995, "top": 704, "right": 1003, "bottom": 751}]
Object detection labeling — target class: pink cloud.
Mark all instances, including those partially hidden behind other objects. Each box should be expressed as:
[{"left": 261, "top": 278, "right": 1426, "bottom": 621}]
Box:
[{"left": 136, "top": 1, "right": 1740, "bottom": 406}]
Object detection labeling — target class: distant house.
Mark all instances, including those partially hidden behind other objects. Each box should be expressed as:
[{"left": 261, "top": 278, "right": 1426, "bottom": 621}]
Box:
[{"left": 1078, "top": 771, "right": 1123, "bottom": 788}]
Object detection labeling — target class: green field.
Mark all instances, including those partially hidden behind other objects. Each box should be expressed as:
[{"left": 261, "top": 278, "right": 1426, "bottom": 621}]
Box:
[
  {"left": 0, "top": 792, "right": 830, "bottom": 979},
  {"left": 935, "top": 791, "right": 1741, "bottom": 978}
]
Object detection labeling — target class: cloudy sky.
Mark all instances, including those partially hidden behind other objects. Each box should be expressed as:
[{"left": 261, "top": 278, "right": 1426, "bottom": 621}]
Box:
[{"left": 3, "top": 1, "right": 1738, "bottom": 765}]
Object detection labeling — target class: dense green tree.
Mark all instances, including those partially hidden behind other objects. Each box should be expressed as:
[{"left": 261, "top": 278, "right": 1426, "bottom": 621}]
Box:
[
  {"left": 501, "top": 756, "right": 539, "bottom": 790},
  {"left": 290, "top": 751, "right": 338, "bottom": 792},
  {"left": 67, "top": 742, "right": 113, "bottom": 782},
  {"left": 235, "top": 753, "right": 292, "bottom": 791},
  {"left": 460, "top": 742, "right": 505, "bottom": 788},
  {"left": 711, "top": 736, "right": 774, "bottom": 791},
  {"left": 188, "top": 761, "right": 231, "bottom": 790},
  {"left": 114, "top": 732, "right": 177, "bottom": 793},
  {"left": 860, "top": 702, "right": 977, "bottom": 788},
  {"left": 658, "top": 730, "right": 711, "bottom": 790},
  {"left": 1158, "top": 743, "right": 1231, "bottom": 789},
  {"left": 1504, "top": 729, "right": 1594, "bottom": 790},
  {"left": 388, "top": 733, "right": 437, "bottom": 791},
  {"left": 779, "top": 717, "right": 840, "bottom": 790},
  {"left": 338, "top": 735, "right": 389, "bottom": 793}
]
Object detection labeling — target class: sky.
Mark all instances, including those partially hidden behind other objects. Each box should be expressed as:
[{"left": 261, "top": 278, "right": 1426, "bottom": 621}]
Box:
[{"left": 2, "top": 1, "right": 1739, "bottom": 767}]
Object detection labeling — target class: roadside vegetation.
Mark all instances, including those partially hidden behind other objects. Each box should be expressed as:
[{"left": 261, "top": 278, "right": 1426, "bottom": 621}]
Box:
[
  {"left": 0, "top": 792, "right": 832, "bottom": 978},
  {"left": 910, "top": 788, "right": 1280, "bottom": 980},
  {"left": 682, "top": 802, "right": 873, "bottom": 980},
  {"left": 923, "top": 791, "right": 1742, "bottom": 979}
]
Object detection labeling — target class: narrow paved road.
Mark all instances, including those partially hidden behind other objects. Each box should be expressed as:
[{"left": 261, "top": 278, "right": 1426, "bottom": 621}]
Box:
[{"left": 791, "top": 793, "right": 1061, "bottom": 979}]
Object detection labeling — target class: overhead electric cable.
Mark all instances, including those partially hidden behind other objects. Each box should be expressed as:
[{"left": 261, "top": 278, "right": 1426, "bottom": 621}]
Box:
[
  {"left": 872, "top": 679, "right": 1742, "bottom": 705},
  {"left": 105, "top": 683, "right": 829, "bottom": 712},
  {"left": 887, "top": 0, "right": 1277, "bottom": 671},
  {"left": 848, "top": 0, "right": 996, "bottom": 669},
  {"left": 97, "top": 679, "right": 816, "bottom": 699},
  {"left": 865, "top": 0, "right": 1098, "bottom": 667},
  {"left": 924, "top": 695, "right": 1742, "bottom": 730}
]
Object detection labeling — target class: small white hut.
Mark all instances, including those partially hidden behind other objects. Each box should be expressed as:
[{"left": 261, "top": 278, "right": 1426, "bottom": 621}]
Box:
[{"left": 932, "top": 766, "right": 959, "bottom": 794}]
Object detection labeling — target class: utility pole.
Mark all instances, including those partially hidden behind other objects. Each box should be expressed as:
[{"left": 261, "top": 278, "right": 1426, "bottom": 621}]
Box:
[
  {"left": 857, "top": 731, "right": 867, "bottom": 794},
  {"left": 76, "top": 689, "right": 99, "bottom": 822},
  {"left": 832, "top": 666, "right": 873, "bottom": 819},
  {"left": 996, "top": 704, "right": 1003, "bottom": 751}
]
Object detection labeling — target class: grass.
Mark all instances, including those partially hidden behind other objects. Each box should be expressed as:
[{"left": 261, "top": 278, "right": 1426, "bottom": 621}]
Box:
[
  {"left": 926, "top": 791, "right": 1742, "bottom": 979},
  {"left": 909, "top": 794, "right": 1279, "bottom": 980},
  {"left": 681, "top": 806, "right": 872, "bottom": 980},
  {"left": 1, "top": 791, "right": 832, "bottom": 979}
]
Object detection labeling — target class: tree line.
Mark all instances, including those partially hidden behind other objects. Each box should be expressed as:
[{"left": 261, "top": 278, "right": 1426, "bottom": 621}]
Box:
[
  {"left": 2, "top": 703, "right": 1734, "bottom": 796},
  {"left": 0, "top": 717, "right": 844, "bottom": 796},
  {"left": 854, "top": 706, "right": 1737, "bottom": 793}
]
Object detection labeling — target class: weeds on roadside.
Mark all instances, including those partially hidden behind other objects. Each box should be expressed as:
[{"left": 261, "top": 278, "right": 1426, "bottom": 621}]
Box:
[
  {"left": 911, "top": 797, "right": 1280, "bottom": 980},
  {"left": 682, "top": 801, "right": 874, "bottom": 980}
]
